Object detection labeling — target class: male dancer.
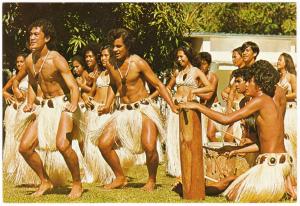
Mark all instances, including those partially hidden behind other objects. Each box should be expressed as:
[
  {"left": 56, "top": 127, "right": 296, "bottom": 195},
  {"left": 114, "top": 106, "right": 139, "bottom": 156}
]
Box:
[
  {"left": 14, "top": 19, "right": 83, "bottom": 199},
  {"left": 96, "top": 28, "right": 178, "bottom": 191}
]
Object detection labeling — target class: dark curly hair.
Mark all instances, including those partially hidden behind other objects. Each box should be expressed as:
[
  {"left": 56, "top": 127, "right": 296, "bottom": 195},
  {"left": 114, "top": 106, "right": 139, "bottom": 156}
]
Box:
[
  {"left": 174, "top": 46, "right": 194, "bottom": 65},
  {"left": 71, "top": 55, "right": 87, "bottom": 69},
  {"left": 108, "top": 28, "right": 136, "bottom": 54},
  {"left": 232, "top": 46, "right": 243, "bottom": 57},
  {"left": 233, "top": 68, "right": 252, "bottom": 82},
  {"left": 15, "top": 52, "right": 28, "bottom": 60},
  {"left": 249, "top": 60, "right": 280, "bottom": 97},
  {"left": 99, "top": 45, "right": 114, "bottom": 71},
  {"left": 82, "top": 42, "right": 100, "bottom": 61},
  {"left": 28, "top": 18, "right": 57, "bottom": 50},
  {"left": 200, "top": 52, "right": 212, "bottom": 65},
  {"left": 280, "top": 53, "right": 296, "bottom": 75},
  {"left": 241, "top": 41, "right": 260, "bottom": 59},
  {"left": 193, "top": 52, "right": 212, "bottom": 68}
]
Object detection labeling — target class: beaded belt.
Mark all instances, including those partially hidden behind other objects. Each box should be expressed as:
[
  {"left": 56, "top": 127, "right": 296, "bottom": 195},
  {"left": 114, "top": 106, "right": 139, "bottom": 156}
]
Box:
[
  {"left": 287, "top": 102, "right": 296, "bottom": 109},
  {"left": 7, "top": 102, "right": 19, "bottom": 110},
  {"left": 35, "top": 95, "right": 69, "bottom": 108},
  {"left": 256, "top": 153, "right": 293, "bottom": 166},
  {"left": 117, "top": 99, "right": 150, "bottom": 111}
]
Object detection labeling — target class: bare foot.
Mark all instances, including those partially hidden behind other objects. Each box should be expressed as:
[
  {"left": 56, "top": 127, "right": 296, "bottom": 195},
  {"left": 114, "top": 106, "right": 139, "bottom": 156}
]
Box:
[
  {"left": 142, "top": 180, "right": 156, "bottom": 192},
  {"left": 31, "top": 181, "right": 53, "bottom": 197},
  {"left": 68, "top": 182, "right": 83, "bottom": 199},
  {"left": 104, "top": 177, "right": 127, "bottom": 189}
]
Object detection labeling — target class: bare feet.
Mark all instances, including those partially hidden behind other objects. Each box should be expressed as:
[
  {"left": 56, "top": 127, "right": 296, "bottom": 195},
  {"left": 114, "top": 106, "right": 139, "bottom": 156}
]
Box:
[
  {"left": 104, "top": 177, "right": 127, "bottom": 189},
  {"left": 68, "top": 182, "right": 83, "bottom": 199},
  {"left": 142, "top": 180, "right": 156, "bottom": 192},
  {"left": 31, "top": 180, "right": 53, "bottom": 197}
]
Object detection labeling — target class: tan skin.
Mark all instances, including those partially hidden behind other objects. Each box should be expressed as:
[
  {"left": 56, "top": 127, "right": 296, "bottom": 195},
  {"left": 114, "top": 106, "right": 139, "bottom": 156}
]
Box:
[
  {"left": 221, "top": 50, "right": 249, "bottom": 142},
  {"left": 224, "top": 46, "right": 256, "bottom": 112},
  {"left": 196, "top": 59, "right": 219, "bottom": 142},
  {"left": 84, "top": 50, "right": 99, "bottom": 87},
  {"left": 84, "top": 48, "right": 111, "bottom": 109},
  {"left": 3, "top": 55, "right": 26, "bottom": 105},
  {"left": 277, "top": 55, "right": 297, "bottom": 102},
  {"left": 81, "top": 50, "right": 99, "bottom": 106},
  {"left": 180, "top": 78, "right": 286, "bottom": 153},
  {"left": 149, "top": 50, "right": 213, "bottom": 101},
  {"left": 72, "top": 60, "right": 91, "bottom": 94},
  {"left": 97, "top": 36, "right": 178, "bottom": 191},
  {"left": 180, "top": 78, "right": 296, "bottom": 200},
  {"left": 15, "top": 26, "right": 82, "bottom": 199},
  {"left": 221, "top": 50, "right": 245, "bottom": 102}
]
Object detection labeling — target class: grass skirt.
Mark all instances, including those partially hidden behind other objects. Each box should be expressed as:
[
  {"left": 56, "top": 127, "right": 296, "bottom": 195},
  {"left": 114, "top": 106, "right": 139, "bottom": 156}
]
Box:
[
  {"left": 34, "top": 95, "right": 86, "bottom": 186},
  {"left": 284, "top": 103, "right": 297, "bottom": 181},
  {"left": 5, "top": 102, "right": 40, "bottom": 185},
  {"left": 89, "top": 100, "right": 165, "bottom": 155},
  {"left": 86, "top": 102, "right": 136, "bottom": 184},
  {"left": 165, "top": 110, "right": 181, "bottom": 177},
  {"left": 3, "top": 104, "right": 18, "bottom": 174},
  {"left": 223, "top": 153, "right": 292, "bottom": 202}
]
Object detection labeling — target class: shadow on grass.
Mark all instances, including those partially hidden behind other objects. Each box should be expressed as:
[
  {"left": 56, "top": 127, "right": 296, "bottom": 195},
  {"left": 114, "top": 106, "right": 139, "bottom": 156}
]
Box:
[
  {"left": 25, "top": 186, "right": 88, "bottom": 196},
  {"left": 126, "top": 182, "right": 162, "bottom": 189},
  {"left": 15, "top": 184, "right": 38, "bottom": 188}
]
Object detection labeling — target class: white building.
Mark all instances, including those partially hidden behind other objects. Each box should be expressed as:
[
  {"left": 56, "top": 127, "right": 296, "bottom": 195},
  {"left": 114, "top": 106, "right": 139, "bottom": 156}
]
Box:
[{"left": 189, "top": 32, "right": 297, "bottom": 103}]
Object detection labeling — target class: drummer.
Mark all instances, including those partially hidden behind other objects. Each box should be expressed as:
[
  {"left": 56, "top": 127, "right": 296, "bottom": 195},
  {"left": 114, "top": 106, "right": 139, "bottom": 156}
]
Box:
[{"left": 179, "top": 60, "right": 296, "bottom": 202}]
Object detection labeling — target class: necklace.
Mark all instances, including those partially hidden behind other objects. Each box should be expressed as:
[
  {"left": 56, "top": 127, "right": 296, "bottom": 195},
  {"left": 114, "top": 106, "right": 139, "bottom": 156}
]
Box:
[
  {"left": 182, "top": 65, "right": 192, "bottom": 81},
  {"left": 33, "top": 50, "right": 50, "bottom": 79},
  {"left": 117, "top": 56, "right": 131, "bottom": 85}
]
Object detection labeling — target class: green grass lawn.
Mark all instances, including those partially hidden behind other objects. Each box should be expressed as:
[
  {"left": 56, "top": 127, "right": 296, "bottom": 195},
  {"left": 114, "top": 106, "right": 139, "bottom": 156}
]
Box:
[
  {"left": 3, "top": 161, "right": 296, "bottom": 203},
  {"left": 3, "top": 162, "right": 227, "bottom": 203}
]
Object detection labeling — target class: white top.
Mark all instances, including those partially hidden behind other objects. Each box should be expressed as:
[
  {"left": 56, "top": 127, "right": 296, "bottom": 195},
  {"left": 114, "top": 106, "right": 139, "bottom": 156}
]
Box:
[
  {"left": 19, "top": 75, "right": 28, "bottom": 91},
  {"left": 175, "top": 66, "right": 199, "bottom": 89},
  {"left": 96, "top": 72, "right": 110, "bottom": 88}
]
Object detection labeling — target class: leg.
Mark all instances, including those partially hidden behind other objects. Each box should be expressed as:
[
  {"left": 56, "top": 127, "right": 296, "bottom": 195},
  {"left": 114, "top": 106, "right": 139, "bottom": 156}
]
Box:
[
  {"left": 141, "top": 115, "right": 158, "bottom": 192},
  {"left": 19, "top": 120, "right": 53, "bottom": 196},
  {"left": 56, "top": 112, "right": 82, "bottom": 199},
  {"left": 285, "top": 175, "right": 297, "bottom": 200},
  {"left": 207, "top": 119, "right": 218, "bottom": 142},
  {"left": 206, "top": 175, "right": 237, "bottom": 196},
  {"left": 98, "top": 124, "right": 127, "bottom": 189}
]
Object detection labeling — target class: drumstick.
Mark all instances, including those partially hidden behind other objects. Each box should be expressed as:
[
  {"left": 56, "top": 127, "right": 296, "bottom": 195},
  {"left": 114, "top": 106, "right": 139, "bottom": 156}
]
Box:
[
  {"left": 205, "top": 175, "right": 218, "bottom": 183},
  {"left": 219, "top": 129, "right": 240, "bottom": 141}
]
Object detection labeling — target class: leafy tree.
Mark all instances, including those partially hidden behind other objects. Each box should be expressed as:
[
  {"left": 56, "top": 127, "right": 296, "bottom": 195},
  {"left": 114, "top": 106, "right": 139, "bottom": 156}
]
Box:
[
  {"left": 188, "top": 3, "right": 296, "bottom": 35},
  {"left": 113, "top": 3, "right": 190, "bottom": 73},
  {"left": 2, "top": 2, "right": 296, "bottom": 75}
]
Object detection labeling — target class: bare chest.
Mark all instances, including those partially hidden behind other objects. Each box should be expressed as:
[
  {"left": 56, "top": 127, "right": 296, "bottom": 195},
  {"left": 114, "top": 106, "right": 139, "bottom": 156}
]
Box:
[
  {"left": 30, "top": 60, "right": 58, "bottom": 83},
  {"left": 111, "top": 63, "right": 140, "bottom": 86}
]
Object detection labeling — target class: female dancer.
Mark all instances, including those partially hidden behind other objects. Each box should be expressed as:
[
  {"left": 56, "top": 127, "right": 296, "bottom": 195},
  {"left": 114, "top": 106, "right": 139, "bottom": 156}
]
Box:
[
  {"left": 151, "top": 46, "right": 213, "bottom": 177},
  {"left": 3, "top": 52, "right": 41, "bottom": 185},
  {"left": 277, "top": 52, "right": 297, "bottom": 185},
  {"left": 3, "top": 53, "right": 27, "bottom": 175}
]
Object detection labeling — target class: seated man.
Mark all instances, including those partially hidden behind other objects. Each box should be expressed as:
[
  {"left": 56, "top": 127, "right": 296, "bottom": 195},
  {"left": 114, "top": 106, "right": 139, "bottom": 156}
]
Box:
[{"left": 179, "top": 60, "right": 296, "bottom": 202}]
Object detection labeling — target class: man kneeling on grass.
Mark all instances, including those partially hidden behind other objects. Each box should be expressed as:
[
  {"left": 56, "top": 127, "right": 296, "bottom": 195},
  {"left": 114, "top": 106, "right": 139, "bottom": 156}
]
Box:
[{"left": 179, "top": 60, "right": 296, "bottom": 202}]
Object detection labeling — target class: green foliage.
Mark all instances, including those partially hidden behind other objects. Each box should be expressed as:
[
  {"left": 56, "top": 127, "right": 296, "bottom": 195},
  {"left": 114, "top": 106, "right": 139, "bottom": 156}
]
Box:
[
  {"left": 2, "top": 2, "right": 296, "bottom": 75},
  {"left": 113, "top": 3, "right": 190, "bottom": 73},
  {"left": 191, "top": 3, "right": 296, "bottom": 35}
]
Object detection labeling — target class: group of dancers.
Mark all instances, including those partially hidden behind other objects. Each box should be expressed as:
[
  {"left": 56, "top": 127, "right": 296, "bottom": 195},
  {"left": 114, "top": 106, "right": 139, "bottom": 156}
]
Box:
[{"left": 2, "top": 18, "right": 297, "bottom": 202}]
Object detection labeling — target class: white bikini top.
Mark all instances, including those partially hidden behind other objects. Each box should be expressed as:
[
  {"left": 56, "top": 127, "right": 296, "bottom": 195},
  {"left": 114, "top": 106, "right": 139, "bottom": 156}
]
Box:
[
  {"left": 278, "top": 73, "right": 292, "bottom": 93},
  {"left": 175, "top": 66, "right": 199, "bottom": 89},
  {"left": 19, "top": 75, "right": 28, "bottom": 91},
  {"left": 96, "top": 72, "right": 110, "bottom": 88}
]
